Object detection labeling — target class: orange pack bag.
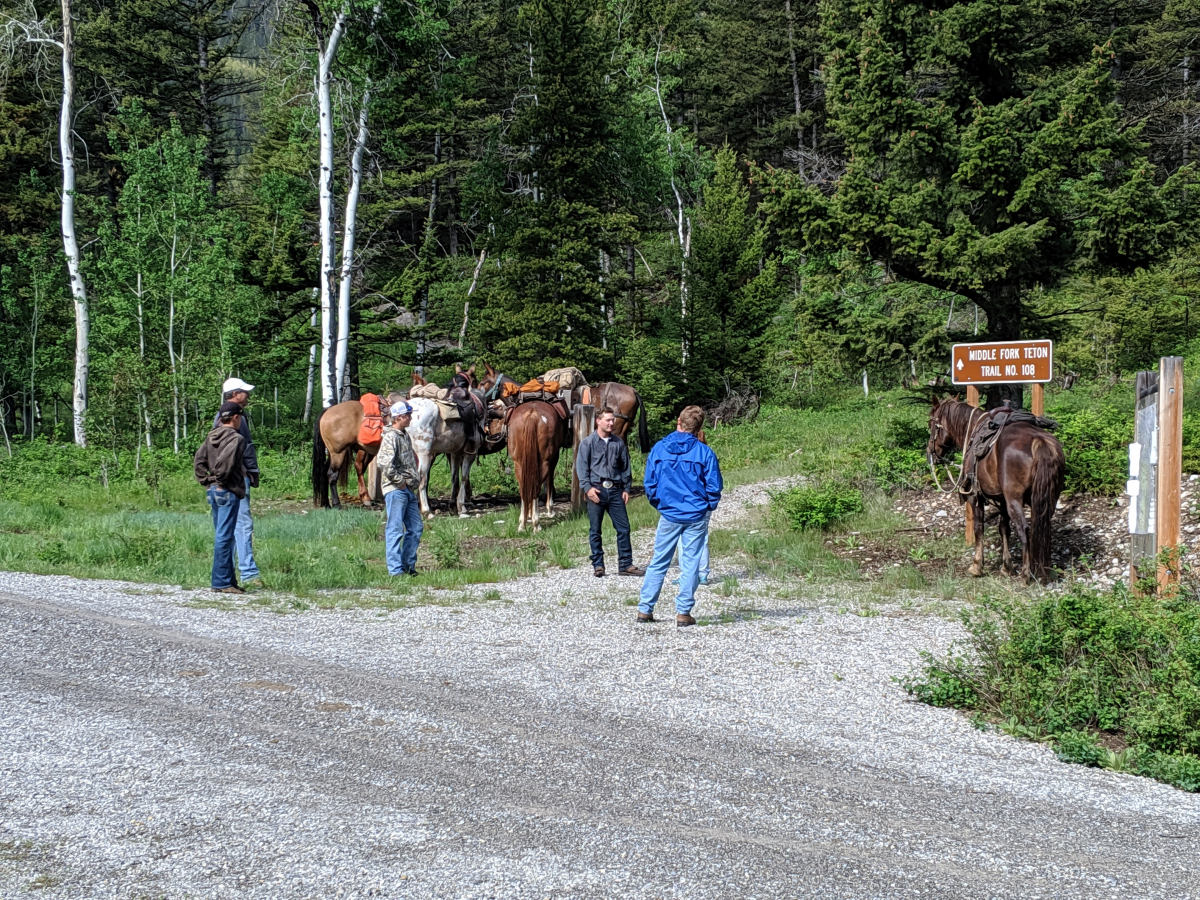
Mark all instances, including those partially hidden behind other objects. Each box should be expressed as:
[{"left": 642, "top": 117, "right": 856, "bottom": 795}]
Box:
[{"left": 358, "top": 393, "right": 385, "bottom": 448}]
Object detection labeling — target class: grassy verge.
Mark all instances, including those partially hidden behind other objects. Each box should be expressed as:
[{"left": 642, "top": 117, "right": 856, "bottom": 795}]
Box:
[{"left": 903, "top": 581, "right": 1200, "bottom": 792}]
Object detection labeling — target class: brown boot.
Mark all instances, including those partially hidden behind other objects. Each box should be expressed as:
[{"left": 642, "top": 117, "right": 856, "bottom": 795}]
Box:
[
  {"left": 636, "top": 612, "right": 655, "bottom": 624},
  {"left": 594, "top": 566, "right": 606, "bottom": 578},
  {"left": 676, "top": 613, "right": 696, "bottom": 628},
  {"left": 618, "top": 565, "right": 646, "bottom": 577}
]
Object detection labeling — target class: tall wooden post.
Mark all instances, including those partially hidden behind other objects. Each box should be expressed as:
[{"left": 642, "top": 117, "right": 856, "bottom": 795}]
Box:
[
  {"left": 571, "top": 404, "right": 596, "bottom": 514},
  {"left": 1031, "top": 382, "right": 1044, "bottom": 417},
  {"left": 964, "top": 385, "right": 980, "bottom": 545},
  {"left": 1130, "top": 371, "right": 1159, "bottom": 589},
  {"left": 1157, "top": 357, "right": 1184, "bottom": 593}
]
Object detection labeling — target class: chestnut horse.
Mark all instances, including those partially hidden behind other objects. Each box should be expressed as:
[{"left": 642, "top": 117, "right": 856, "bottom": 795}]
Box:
[
  {"left": 478, "top": 363, "right": 650, "bottom": 452},
  {"left": 927, "top": 397, "right": 1065, "bottom": 583},
  {"left": 506, "top": 400, "right": 568, "bottom": 531},
  {"left": 311, "top": 392, "right": 403, "bottom": 508}
]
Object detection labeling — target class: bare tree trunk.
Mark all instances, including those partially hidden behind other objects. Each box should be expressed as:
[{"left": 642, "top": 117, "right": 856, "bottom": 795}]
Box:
[
  {"left": 416, "top": 130, "right": 441, "bottom": 375},
  {"left": 784, "top": 0, "right": 803, "bottom": 167},
  {"left": 459, "top": 248, "right": 486, "bottom": 349},
  {"left": 135, "top": 272, "right": 151, "bottom": 448},
  {"left": 651, "top": 37, "right": 690, "bottom": 364},
  {"left": 167, "top": 232, "right": 180, "bottom": 454},
  {"left": 336, "top": 79, "right": 372, "bottom": 401},
  {"left": 303, "top": 304, "right": 318, "bottom": 422},
  {"left": 198, "top": 33, "right": 217, "bottom": 196},
  {"left": 60, "top": 0, "right": 89, "bottom": 446},
  {"left": 313, "top": 4, "right": 348, "bottom": 410}
]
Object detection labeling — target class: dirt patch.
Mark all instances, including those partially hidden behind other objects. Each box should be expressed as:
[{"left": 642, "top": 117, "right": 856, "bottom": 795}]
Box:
[
  {"left": 838, "top": 480, "right": 1200, "bottom": 584},
  {"left": 315, "top": 701, "right": 351, "bottom": 712}
]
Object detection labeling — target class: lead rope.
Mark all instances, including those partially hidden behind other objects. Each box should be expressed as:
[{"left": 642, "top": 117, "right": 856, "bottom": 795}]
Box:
[{"left": 930, "top": 407, "right": 984, "bottom": 496}]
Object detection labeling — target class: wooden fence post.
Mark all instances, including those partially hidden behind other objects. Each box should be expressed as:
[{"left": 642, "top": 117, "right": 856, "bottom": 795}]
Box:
[
  {"left": 1157, "top": 357, "right": 1184, "bottom": 593},
  {"left": 1130, "top": 371, "right": 1159, "bottom": 589},
  {"left": 571, "top": 404, "right": 596, "bottom": 514},
  {"left": 964, "top": 385, "right": 980, "bottom": 545}
]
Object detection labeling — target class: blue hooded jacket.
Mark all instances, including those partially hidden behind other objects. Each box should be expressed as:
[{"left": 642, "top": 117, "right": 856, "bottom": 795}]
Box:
[{"left": 643, "top": 431, "right": 723, "bottom": 523}]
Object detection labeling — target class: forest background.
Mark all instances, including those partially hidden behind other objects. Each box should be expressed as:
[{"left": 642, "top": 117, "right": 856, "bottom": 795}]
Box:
[{"left": 1, "top": 0, "right": 1199, "bottom": 459}]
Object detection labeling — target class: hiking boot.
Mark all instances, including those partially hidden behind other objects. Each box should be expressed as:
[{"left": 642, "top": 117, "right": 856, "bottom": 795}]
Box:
[
  {"left": 594, "top": 566, "right": 606, "bottom": 578},
  {"left": 618, "top": 565, "right": 646, "bottom": 577},
  {"left": 636, "top": 612, "right": 655, "bottom": 624},
  {"left": 245, "top": 578, "right": 266, "bottom": 589},
  {"left": 676, "top": 613, "right": 696, "bottom": 628},
  {"left": 212, "top": 585, "right": 245, "bottom": 595}
]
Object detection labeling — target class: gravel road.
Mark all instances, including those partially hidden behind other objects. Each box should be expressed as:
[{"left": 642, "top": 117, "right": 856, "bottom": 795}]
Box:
[{"left": 2, "top": 482, "right": 1199, "bottom": 899}]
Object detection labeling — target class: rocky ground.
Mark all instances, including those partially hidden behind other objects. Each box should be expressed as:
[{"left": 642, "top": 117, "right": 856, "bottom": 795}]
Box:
[
  {"left": 840, "top": 478, "right": 1200, "bottom": 589},
  {"left": 2, "top": 480, "right": 1199, "bottom": 899}
]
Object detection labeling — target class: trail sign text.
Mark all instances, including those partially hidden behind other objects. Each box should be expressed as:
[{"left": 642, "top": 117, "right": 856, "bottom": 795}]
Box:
[{"left": 951, "top": 340, "right": 1053, "bottom": 385}]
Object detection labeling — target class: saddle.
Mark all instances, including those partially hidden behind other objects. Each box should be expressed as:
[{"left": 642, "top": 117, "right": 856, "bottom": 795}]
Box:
[
  {"left": 449, "top": 374, "right": 486, "bottom": 453},
  {"left": 960, "top": 407, "right": 1058, "bottom": 498}
]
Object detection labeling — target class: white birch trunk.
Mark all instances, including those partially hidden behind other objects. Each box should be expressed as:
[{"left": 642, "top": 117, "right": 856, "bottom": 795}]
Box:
[
  {"left": 651, "top": 39, "right": 690, "bottom": 364},
  {"left": 136, "top": 272, "right": 151, "bottom": 448},
  {"left": 60, "top": 0, "right": 88, "bottom": 446},
  {"left": 316, "top": 7, "right": 348, "bottom": 410},
  {"left": 459, "top": 248, "right": 486, "bottom": 349},
  {"left": 303, "top": 305, "right": 318, "bottom": 423},
  {"left": 336, "top": 78, "right": 371, "bottom": 401}
]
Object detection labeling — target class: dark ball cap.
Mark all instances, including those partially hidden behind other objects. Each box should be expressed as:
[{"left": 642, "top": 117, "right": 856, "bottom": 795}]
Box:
[{"left": 218, "top": 400, "right": 244, "bottom": 418}]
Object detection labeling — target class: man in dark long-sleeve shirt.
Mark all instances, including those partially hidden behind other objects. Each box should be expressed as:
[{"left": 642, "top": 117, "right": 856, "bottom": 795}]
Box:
[
  {"left": 574, "top": 408, "right": 644, "bottom": 578},
  {"left": 195, "top": 401, "right": 248, "bottom": 593},
  {"left": 213, "top": 377, "right": 262, "bottom": 587}
]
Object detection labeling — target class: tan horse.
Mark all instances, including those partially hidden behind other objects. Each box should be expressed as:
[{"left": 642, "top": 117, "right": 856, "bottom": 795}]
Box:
[
  {"left": 506, "top": 400, "right": 568, "bottom": 531},
  {"left": 311, "top": 392, "right": 403, "bottom": 508}
]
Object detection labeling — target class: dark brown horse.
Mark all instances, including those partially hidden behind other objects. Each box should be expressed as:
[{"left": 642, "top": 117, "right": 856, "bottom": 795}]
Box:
[
  {"left": 927, "top": 397, "right": 1065, "bottom": 583},
  {"left": 312, "top": 392, "right": 403, "bottom": 508},
  {"left": 478, "top": 363, "right": 650, "bottom": 452},
  {"left": 506, "top": 400, "right": 568, "bottom": 531}
]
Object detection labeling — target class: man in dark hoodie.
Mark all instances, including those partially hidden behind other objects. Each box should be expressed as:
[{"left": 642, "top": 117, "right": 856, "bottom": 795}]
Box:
[
  {"left": 213, "top": 377, "right": 262, "bottom": 587},
  {"left": 637, "top": 405, "right": 723, "bottom": 627},
  {"left": 194, "top": 401, "right": 249, "bottom": 594}
]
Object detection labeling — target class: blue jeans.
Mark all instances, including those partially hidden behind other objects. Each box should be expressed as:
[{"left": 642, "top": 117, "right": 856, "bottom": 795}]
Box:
[
  {"left": 235, "top": 477, "right": 260, "bottom": 581},
  {"left": 385, "top": 488, "right": 424, "bottom": 575},
  {"left": 639, "top": 515, "right": 710, "bottom": 617},
  {"left": 587, "top": 487, "right": 632, "bottom": 570},
  {"left": 207, "top": 486, "right": 240, "bottom": 589},
  {"left": 675, "top": 510, "right": 711, "bottom": 581}
]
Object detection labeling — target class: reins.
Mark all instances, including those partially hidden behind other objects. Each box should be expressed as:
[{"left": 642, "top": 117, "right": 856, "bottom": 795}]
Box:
[{"left": 929, "top": 404, "right": 985, "bottom": 496}]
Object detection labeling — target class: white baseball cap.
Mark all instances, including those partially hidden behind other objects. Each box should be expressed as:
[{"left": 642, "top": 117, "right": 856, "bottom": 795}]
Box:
[
  {"left": 390, "top": 401, "right": 412, "bottom": 417},
  {"left": 222, "top": 377, "right": 254, "bottom": 394}
]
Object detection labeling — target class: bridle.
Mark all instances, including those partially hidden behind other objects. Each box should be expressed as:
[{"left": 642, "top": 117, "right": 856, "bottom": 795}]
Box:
[{"left": 928, "top": 404, "right": 984, "bottom": 496}]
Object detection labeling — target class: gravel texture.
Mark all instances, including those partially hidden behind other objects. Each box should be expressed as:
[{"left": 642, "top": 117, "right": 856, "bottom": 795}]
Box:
[{"left": 2, "top": 478, "right": 1199, "bottom": 899}]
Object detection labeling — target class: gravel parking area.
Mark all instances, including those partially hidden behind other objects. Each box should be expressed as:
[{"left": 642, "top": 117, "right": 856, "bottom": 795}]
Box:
[{"left": 2, "top": 483, "right": 1199, "bottom": 898}]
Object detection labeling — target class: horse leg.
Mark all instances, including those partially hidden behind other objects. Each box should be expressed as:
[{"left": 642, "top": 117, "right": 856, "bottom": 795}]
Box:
[
  {"left": 967, "top": 495, "right": 986, "bottom": 577},
  {"left": 516, "top": 460, "right": 528, "bottom": 533},
  {"left": 354, "top": 449, "right": 371, "bottom": 507},
  {"left": 1007, "top": 496, "right": 1033, "bottom": 584},
  {"left": 328, "top": 450, "right": 346, "bottom": 509},
  {"left": 458, "top": 455, "right": 474, "bottom": 517},
  {"left": 998, "top": 504, "right": 1016, "bottom": 575},
  {"left": 417, "top": 449, "right": 434, "bottom": 519}
]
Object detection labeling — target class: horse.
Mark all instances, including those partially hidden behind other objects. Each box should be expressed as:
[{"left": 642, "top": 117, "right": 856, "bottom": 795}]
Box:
[
  {"left": 407, "top": 370, "right": 486, "bottom": 519},
  {"left": 927, "top": 397, "right": 1066, "bottom": 583},
  {"left": 312, "top": 392, "right": 404, "bottom": 508},
  {"left": 506, "top": 400, "right": 568, "bottom": 532},
  {"left": 478, "top": 363, "right": 651, "bottom": 452}
]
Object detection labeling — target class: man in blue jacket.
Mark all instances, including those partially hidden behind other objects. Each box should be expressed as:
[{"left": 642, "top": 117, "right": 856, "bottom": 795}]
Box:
[{"left": 638, "top": 405, "right": 723, "bottom": 627}]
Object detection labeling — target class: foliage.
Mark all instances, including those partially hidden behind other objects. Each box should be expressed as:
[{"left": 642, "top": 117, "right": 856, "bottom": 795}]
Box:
[
  {"left": 1051, "top": 403, "right": 1131, "bottom": 495},
  {"left": 904, "top": 584, "right": 1200, "bottom": 792},
  {"left": 774, "top": 481, "right": 864, "bottom": 531}
]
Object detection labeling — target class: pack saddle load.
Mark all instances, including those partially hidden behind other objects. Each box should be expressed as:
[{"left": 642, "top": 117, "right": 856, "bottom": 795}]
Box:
[
  {"left": 356, "top": 393, "right": 387, "bottom": 449},
  {"left": 408, "top": 381, "right": 462, "bottom": 419}
]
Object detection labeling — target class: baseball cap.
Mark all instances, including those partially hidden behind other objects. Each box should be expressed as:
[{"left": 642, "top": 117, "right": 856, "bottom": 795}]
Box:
[
  {"left": 222, "top": 377, "right": 254, "bottom": 394},
  {"left": 218, "top": 400, "right": 244, "bottom": 418},
  {"left": 390, "top": 401, "right": 412, "bottom": 417}
]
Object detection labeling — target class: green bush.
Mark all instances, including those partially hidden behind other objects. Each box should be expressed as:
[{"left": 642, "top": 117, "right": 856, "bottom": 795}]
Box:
[
  {"left": 904, "top": 584, "right": 1200, "bottom": 792},
  {"left": 774, "top": 482, "right": 864, "bottom": 531},
  {"left": 1052, "top": 405, "right": 1130, "bottom": 495}
]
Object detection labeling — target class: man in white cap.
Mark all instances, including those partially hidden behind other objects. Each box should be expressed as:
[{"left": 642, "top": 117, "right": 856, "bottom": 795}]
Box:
[
  {"left": 375, "top": 400, "right": 423, "bottom": 576},
  {"left": 214, "top": 377, "right": 263, "bottom": 587}
]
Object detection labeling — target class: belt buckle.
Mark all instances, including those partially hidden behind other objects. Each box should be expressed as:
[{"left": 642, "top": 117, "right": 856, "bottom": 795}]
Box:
[{"left": 601, "top": 479, "right": 614, "bottom": 489}]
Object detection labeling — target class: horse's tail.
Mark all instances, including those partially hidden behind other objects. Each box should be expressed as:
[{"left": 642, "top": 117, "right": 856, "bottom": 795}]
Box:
[
  {"left": 512, "top": 410, "right": 543, "bottom": 514},
  {"left": 312, "top": 408, "right": 330, "bottom": 508},
  {"left": 1029, "top": 435, "right": 1065, "bottom": 581},
  {"left": 635, "top": 390, "right": 651, "bottom": 453}
]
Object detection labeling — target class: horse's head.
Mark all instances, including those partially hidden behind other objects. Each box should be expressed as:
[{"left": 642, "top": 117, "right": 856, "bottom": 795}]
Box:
[
  {"left": 452, "top": 363, "right": 477, "bottom": 389},
  {"left": 927, "top": 396, "right": 958, "bottom": 465},
  {"left": 412, "top": 371, "right": 428, "bottom": 387}
]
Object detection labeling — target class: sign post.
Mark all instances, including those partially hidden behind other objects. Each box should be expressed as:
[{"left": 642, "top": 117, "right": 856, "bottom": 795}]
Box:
[
  {"left": 1129, "top": 371, "right": 1158, "bottom": 589},
  {"left": 951, "top": 340, "right": 1054, "bottom": 547},
  {"left": 1157, "top": 357, "right": 1184, "bottom": 593},
  {"left": 571, "top": 404, "right": 596, "bottom": 514}
]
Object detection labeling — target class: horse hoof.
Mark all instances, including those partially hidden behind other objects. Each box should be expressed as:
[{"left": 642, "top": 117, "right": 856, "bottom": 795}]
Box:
[
  {"left": 968, "top": 564, "right": 983, "bottom": 578},
  {"left": 458, "top": 512, "right": 470, "bottom": 519}
]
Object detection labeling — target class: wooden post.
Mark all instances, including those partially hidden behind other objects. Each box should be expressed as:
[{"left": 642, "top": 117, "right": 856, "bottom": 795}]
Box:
[
  {"left": 1031, "top": 382, "right": 1044, "bottom": 417},
  {"left": 964, "top": 385, "right": 980, "bottom": 545},
  {"left": 1130, "top": 371, "right": 1158, "bottom": 589},
  {"left": 571, "top": 404, "right": 596, "bottom": 514},
  {"left": 1157, "top": 357, "right": 1184, "bottom": 593}
]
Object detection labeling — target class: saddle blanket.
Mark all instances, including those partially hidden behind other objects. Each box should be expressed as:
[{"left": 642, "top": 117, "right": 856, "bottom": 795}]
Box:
[{"left": 358, "top": 393, "right": 385, "bottom": 448}]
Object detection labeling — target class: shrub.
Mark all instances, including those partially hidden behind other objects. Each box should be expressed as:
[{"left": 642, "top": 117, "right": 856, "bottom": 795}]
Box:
[
  {"left": 1052, "top": 405, "right": 1130, "bottom": 495},
  {"left": 904, "top": 584, "right": 1200, "bottom": 791},
  {"left": 774, "top": 483, "right": 864, "bottom": 531}
]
